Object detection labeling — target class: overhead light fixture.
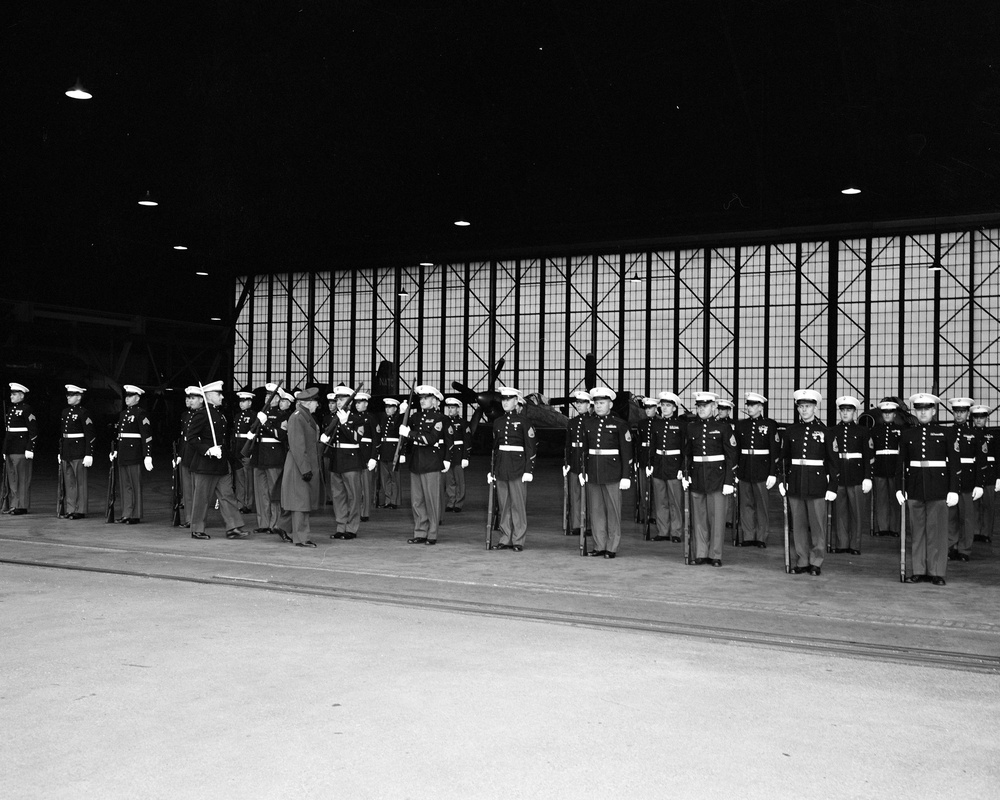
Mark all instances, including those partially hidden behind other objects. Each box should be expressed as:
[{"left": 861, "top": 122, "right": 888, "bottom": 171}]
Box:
[
  {"left": 195, "top": 271, "right": 208, "bottom": 276},
  {"left": 173, "top": 245, "right": 188, "bottom": 251},
  {"left": 419, "top": 261, "right": 433, "bottom": 266},
  {"left": 210, "top": 317, "right": 221, "bottom": 321},
  {"left": 841, "top": 185, "right": 861, "bottom": 195},
  {"left": 398, "top": 286, "right": 410, "bottom": 297},
  {"left": 65, "top": 79, "right": 92, "bottom": 100},
  {"left": 928, "top": 262, "right": 942, "bottom": 272},
  {"left": 629, "top": 272, "right": 642, "bottom": 283},
  {"left": 137, "top": 191, "right": 158, "bottom": 207},
  {"left": 454, "top": 219, "right": 471, "bottom": 227}
]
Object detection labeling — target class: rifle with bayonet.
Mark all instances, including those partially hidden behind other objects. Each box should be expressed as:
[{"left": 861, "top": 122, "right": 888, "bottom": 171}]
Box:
[
  {"left": 322, "top": 383, "right": 365, "bottom": 447},
  {"left": 391, "top": 380, "right": 417, "bottom": 470},
  {"left": 240, "top": 381, "right": 284, "bottom": 458}
]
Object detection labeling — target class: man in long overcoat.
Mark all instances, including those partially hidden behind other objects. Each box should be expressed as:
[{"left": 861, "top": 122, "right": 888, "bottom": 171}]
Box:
[{"left": 282, "top": 387, "right": 323, "bottom": 547}]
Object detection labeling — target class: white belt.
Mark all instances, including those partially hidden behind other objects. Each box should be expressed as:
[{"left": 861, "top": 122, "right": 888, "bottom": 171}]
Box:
[
  {"left": 792, "top": 458, "right": 824, "bottom": 466},
  {"left": 383, "top": 437, "right": 399, "bottom": 442},
  {"left": 361, "top": 437, "right": 372, "bottom": 443},
  {"left": 332, "top": 443, "right": 360, "bottom": 449},
  {"left": 452, "top": 440, "right": 463, "bottom": 445},
  {"left": 260, "top": 437, "right": 279, "bottom": 443},
  {"left": 656, "top": 448, "right": 681, "bottom": 456},
  {"left": 7, "top": 427, "right": 28, "bottom": 432},
  {"left": 589, "top": 449, "right": 619, "bottom": 456},
  {"left": 120, "top": 433, "right": 141, "bottom": 438},
  {"left": 741, "top": 448, "right": 769, "bottom": 455},
  {"left": 960, "top": 458, "right": 976, "bottom": 464},
  {"left": 499, "top": 445, "right": 524, "bottom": 452},
  {"left": 910, "top": 460, "right": 946, "bottom": 468},
  {"left": 63, "top": 433, "right": 84, "bottom": 438},
  {"left": 693, "top": 454, "right": 724, "bottom": 462},
  {"left": 570, "top": 442, "right": 584, "bottom": 447},
  {"left": 876, "top": 449, "right": 899, "bottom": 455},
  {"left": 989, "top": 457, "right": 996, "bottom": 462},
  {"left": 839, "top": 453, "right": 863, "bottom": 459}
]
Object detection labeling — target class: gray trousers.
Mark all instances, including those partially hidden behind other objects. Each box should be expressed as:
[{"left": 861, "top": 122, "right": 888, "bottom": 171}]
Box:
[
  {"left": 60, "top": 458, "right": 87, "bottom": 515},
  {"left": 290, "top": 510, "right": 312, "bottom": 544},
  {"left": 497, "top": 479, "right": 527, "bottom": 547},
  {"left": 445, "top": 463, "right": 466, "bottom": 510},
  {"left": 873, "top": 476, "right": 900, "bottom": 534},
  {"left": 568, "top": 471, "right": 586, "bottom": 529},
  {"left": 586, "top": 482, "right": 623, "bottom": 553},
  {"left": 378, "top": 461, "right": 399, "bottom": 506},
  {"left": 834, "top": 484, "right": 868, "bottom": 550},
  {"left": 738, "top": 480, "right": 770, "bottom": 543},
  {"left": 652, "top": 477, "right": 683, "bottom": 538},
  {"left": 948, "top": 492, "right": 976, "bottom": 556},
  {"left": 908, "top": 498, "right": 948, "bottom": 578},
  {"left": 788, "top": 496, "right": 828, "bottom": 568},
  {"left": 330, "top": 469, "right": 362, "bottom": 534},
  {"left": 977, "top": 487, "right": 996, "bottom": 540},
  {"left": 181, "top": 465, "right": 194, "bottom": 524},
  {"left": 118, "top": 462, "right": 143, "bottom": 519},
  {"left": 190, "top": 470, "right": 244, "bottom": 534},
  {"left": 690, "top": 490, "right": 726, "bottom": 560},
  {"left": 360, "top": 467, "right": 375, "bottom": 516},
  {"left": 253, "top": 467, "right": 284, "bottom": 529},
  {"left": 410, "top": 471, "right": 442, "bottom": 540},
  {"left": 233, "top": 459, "right": 253, "bottom": 509},
  {"left": 5, "top": 454, "right": 32, "bottom": 510}
]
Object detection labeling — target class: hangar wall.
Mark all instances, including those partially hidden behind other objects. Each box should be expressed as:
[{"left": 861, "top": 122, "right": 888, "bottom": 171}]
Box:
[{"left": 233, "top": 226, "right": 1000, "bottom": 423}]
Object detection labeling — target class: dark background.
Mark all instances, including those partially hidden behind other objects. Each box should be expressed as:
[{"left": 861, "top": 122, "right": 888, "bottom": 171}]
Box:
[{"left": 3, "top": 1, "right": 1000, "bottom": 323}]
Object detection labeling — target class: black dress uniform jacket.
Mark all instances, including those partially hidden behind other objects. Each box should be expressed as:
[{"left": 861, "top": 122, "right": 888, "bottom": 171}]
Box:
[
  {"left": 230, "top": 409, "right": 255, "bottom": 460},
  {"left": 980, "top": 428, "right": 999, "bottom": 487},
  {"left": 4, "top": 401, "right": 38, "bottom": 455},
  {"left": 326, "top": 411, "right": 364, "bottom": 472},
  {"left": 636, "top": 416, "right": 655, "bottom": 468},
  {"left": 649, "top": 416, "right": 686, "bottom": 480},
  {"left": 871, "top": 421, "right": 903, "bottom": 478},
  {"left": 60, "top": 405, "right": 95, "bottom": 460},
  {"left": 406, "top": 409, "right": 452, "bottom": 474},
  {"left": 492, "top": 411, "right": 536, "bottom": 480},
  {"left": 250, "top": 407, "right": 289, "bottom": 469},
  {"left": 734, "top": 416, "right": 780, "bottom": 482},
  {"left": 833, "top": 422, "right": 873, "bottom": 486},
  {"left": 683, "top": 418, "right": 738, "bottom": 492},
  {"left": 114, "top": 405, "right": 152, "bottom": 465},
  {"left": 564, "top": 414, "right": 589, "bottom": 474},
  {"left": 781, "top": 419, "right": 838, "bottom": 496},
  {"left": 378, "top": 414, "right": 402, "bottom": 462},
  {"left": 582, "top": 413, "right": 633, "bottom": 484},
  {"left": 186, "top": 405, "right": 231, "bottom": 475},
  {"left": 953, "top": 423, "right": 986, "bottom": 492},
  {"left": 896, "top": 423, "right": 960, "bottom": 500},
  {"left": 448, "top": 418, "right": 471, "bottom": 463}
]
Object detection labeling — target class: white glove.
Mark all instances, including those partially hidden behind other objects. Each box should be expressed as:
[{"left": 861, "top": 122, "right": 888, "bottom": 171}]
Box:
[
  {"left": 996, "top": 478, "right": 1000, "bottom": 493},
  {"left": 562, "top": 464, "right": 570, "bottom": 477},
  {"left": 320, "top": 433, "right": 331, "bottom": 444},
  {"left": 144, "top": 456, "right": 154, "bottom": 471},
  {"left": 256, "top": 411, "right": 268, "bottom": 424},
  {"left": 57, "top": 454, "right": 61, "bottom": 464},
  {"left": 206, "top": 446, "right": 222, "bottom": 459},
  {"left": 442, "top": 460, "right": 451, "bottom": 473},
  {"left": 946, "top": 492, "right": 959, "bottom": 507},
  {"left": 862, "top": 479, "right": 872, "bottom": 494},
  {"left": 83, "top": 455, "right": 93, "bottom": 468},
  {"left": 972, "top": 486, "right": 984, "bottom": 501},
  {"left": 337, "top": 409, "right": 349, "bottom": 424},
  {"left": 778, "top": 482, "right": 787, "bottom": 497},
  {"left": 399, "top": 401, "right": 409, "bottom": 415},
  {"left": 825, "top": 490, "right": 837, "bottom": 503},
  {"left": 173, "top": 456, "right": 181, "bottom": 467},
  {"left": 265, "top": 382, "right": 277, "bottom": 392},
  {"left": 110, "top": 451, "right": 117, "bottom": 461},
  {"left": 367, "top": 458, "right": 377, "bottom": 471},
  {"left": 676, "top": 470, "right": 684, "bottom": 481},
  {"left": 681, "top": 476, "right": 691, "bottom": 491},
  {"left": 722, "top": 484, "right": 735, "bottom": 496},
  {"left": 24, "top": 450, "right": 33, "bottom": 460},
  {"left": 765, "top": 475, "right": 776, "bottom": 490},
  {"left": 645, "top": 466, "right": 653, "bottom": 477},
  {"left": 619, "top": 478, "right": 631, "bottom": 491},
  {"left": 243, "top": 431, "right": 255, "bottom": 439},
  {"left": 522, "top": 473, "right": 533, "bottom": 483},
  {"left": 461, "top": 459, "right": 469, "bottom": 469},
  {"left": 579, "top": 473, "right": 588, "bottom": 486},
  {"left": 399, "top": 455, "right": 406, "bottom": 464},
  {"left": 487, "top": 472, "right": 495, "bottom": 484},
  {"left": 399, "top": 424, "right": 410, "bottom": 438}
]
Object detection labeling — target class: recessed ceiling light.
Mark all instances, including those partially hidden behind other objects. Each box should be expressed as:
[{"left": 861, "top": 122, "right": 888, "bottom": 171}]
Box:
[
  {"left": 210, "top": 317, "right": 221, "bottom": 321},
  {"left": 454, "top": 219, "right": 471, "bottom": 227},
  {"left": 137, "top": 190, "right": 158, "bottom": 206},
  {"left": 841, "top": 186, "right": 861, "bottom": 195},
  {"left": 65, "top": 80, "right": 92, "bottom": 100},
  {"left": 173, "top": 245, "right": 188, "bottom": 251},
  {"left": 419, "top": 261, "right": 433, "bottom": 266},
  {"left": 195, "top": 271, "right": 208, "bottom": 276}
]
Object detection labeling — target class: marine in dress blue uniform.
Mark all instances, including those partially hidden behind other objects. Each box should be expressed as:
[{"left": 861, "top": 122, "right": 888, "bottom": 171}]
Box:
[
  {"left": 832, "top": 396, "right": 873, "bottom": 554},
  {"left": 971, "top": 405, "right": 997, "bottom": 544},
  {"left": 897, "top": 393, "right": 960, "bottom": 585},
  {"left": 581, "top": 387, "right": 633, "bottom": 558},
  {"left": 488, "top": 388, "right": 536, "bottom": 551},
  {"left": 733, "top": 392, "right": 780, "bottom": 547},
  {"left": 779, "top": 389, "right": 839, "bottom": 575},
  {"left": 562, "top": 391, "right": 592, "bottom": 535},
  {"left": 715, "top": 398, "right": 738, "bottom": 531},
  {"left": 4, "top": 382, "right": 37, "bottom": 514},
  {"left": 231, "top": 391, "right": 256, "bottom": 513},
  {"left": 176, "top": 387, "right": 200, "bottom": 527},
  {"left": 353, "top": 392, "right": 379, "bottom": 521},
  {"left": 400, "top": 385, "right": 452, "bottom": 544},
  {"left": 251, "top": 387, "right": 293, "bottom": 538},
  {"left": 871, "top": 400, "right": 904, "bottom": 537},
  {"left": 444, "top": 398, "right": 470, "bottom": 513},
  {"left": 112, "top": 384, "right": 153, "bottom": 523},
  {"left": 635, "top": 397, "right": 658, "bottom": 525},
  {"left": 322, "top": 386, "right": 364, "bottom": 539},
  {"left": 682, "top": 391, "right": 738, "bottom": 566},
  {"left": 377, "top": 399, "right": 402, "bottom": 509},
  {"left": 647, "top": 391, "right": 686, "bottom": 543},
  {"left": 946, "top": 397, "right": 985, "bottom": 562},
  {"left": 58, "top": 384, "right": 96, "bottom": 519}
]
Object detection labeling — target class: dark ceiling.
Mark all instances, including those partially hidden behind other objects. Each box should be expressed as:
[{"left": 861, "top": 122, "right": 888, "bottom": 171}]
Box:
[{"left": 3, "top": 1, "right": 1000, "bottom": 322}]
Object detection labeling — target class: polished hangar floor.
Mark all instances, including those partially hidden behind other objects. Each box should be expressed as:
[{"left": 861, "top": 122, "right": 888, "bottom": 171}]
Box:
[{"left": 2, "top": 457, "right": 998, "bottom": 799}]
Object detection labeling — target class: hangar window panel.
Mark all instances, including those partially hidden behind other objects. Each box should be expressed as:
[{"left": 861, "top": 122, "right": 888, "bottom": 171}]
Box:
[
  {"left": 903, "top": 237, "right": 941, "bottom": 397},
  {"left": 544, "top": 258, "right": 569, "bottom": 396},
  {"left": 675, "top": 248, "right": 704, "bottom": 398},
  {"left": 867, "top": 237, "right": 901, "bottom": 401},
  {"left": 936, "top": 233, "right": 971, "bottom": 398},
  {"left": 566, "top": 256, "right": 594, "bottom": 387},
  {"left": 350, "top": 270, "right": 374, "bottom": 386},
  {"left": 313, "top": 272, "right": 332, "bottom": 382},
  {"left": 518, "top": 260, "right": 543, "bottom": 394},
  {"left": 768, "top": 244, "right": 799, "bottom": 423},
  {"left": 466, "top": 262, "right": 494, "bottom": 389},
  {"left": 268, "top": 274, "right": 290, "bottom": 385},
  {"left": 371, "top": 269, "right": 397, "bottom": 370},
  {"left": 797, "top": 242, "right": 829, "bottom": 393},
  {"left": 836, "top": 240, "right": 868, "bottom": 401},
  {"left": 593, "top": 254, "right": 622, "bottom": 390},
  {"left": 233, "top": 275, "right": 251, "bottom": 386},
  {"left": 738, "top": 246, "right": 767, "bottom": 401},
  {"left": 441, "top": 263, "right": 468, "bottom": 390},
  {"left": 622, "top": 253, "right": 647, "bottom": 394},
  {"left": 395, "top": 265, "right": 422, "bottom": 379},
  {"left": 249, "top": 275, "right": 272, "bottom": 386},
  {"left": 648, "top": 251, "right": 676, "bottom": 390},
  {"left": 707, "top": 247, "right": 737, "bottom": 399},
  {"left": 329, "top": 271, "right": 354, "bottom": 385},
  {"left": 973, "top": 229, "right": 1000, "bottom": 398},
  {"left": 420, "top": 266, "right": 443, "bottom": 385},
  {"left": 494, "top": 261, "right": 519, "bottom": 383}
]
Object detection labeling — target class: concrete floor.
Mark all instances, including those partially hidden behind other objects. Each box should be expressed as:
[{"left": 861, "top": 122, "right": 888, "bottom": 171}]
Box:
[{"left": 2, "top": 457, "right": 999, "bottom": 798}]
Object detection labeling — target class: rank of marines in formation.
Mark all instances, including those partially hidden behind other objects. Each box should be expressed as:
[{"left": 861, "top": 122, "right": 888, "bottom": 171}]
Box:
[{"left": 2, "top": 377, "right": 995, "bottom": 586}]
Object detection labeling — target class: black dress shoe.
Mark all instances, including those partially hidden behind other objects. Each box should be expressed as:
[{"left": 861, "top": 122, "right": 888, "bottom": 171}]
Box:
[
  {"left": 125, "top": 517, "right": 140, "bottom": 524},
  {"left": 425, "top": 539, "right": 437, "bottom": 545},
  {"left": 809, "top": 565, "right": 822, "bottom": 576},
  {"left": 931, "top": 576, "right": 947, "bottom": 586},
  {"left": 408, "top": 537, "right": 428, "bottom": 544},
  {"left": 452, "top": 508, "right": 462, "bottom": 513},
  {"left": 239, "top": 506, "right": 251, "bottom": 514},
  {"left": 604, "top": 551, "right": 616, "bottom": 559},
  {"left": 226, "top": 529, "right": 249, "bottom": 539},
  {"left": 295, "top": 541, "right": 317, "bottom": 548},
  {"left": 832, "top": 548, "right": 847, "bottom": 553},
  {"left": 710, "top": 559, "right": 722, "bottom": 567},
  {"left": 11, "top": 508, "right": 27, "bottom": 515},
  {"left": 344, "top": 532, "right": 357, "bottom": 539},
  {"left": 360, "top": 516, "right": 369, "bottom": 522},
  {"left": 904, "top": 575, "right": 924, "bottom": 583},
  {"left": 670, "top": 536, "right": 681, "bottom": 543},
  {"left": 652, "top": 535, "right": 670, "bottom": 541},
  {"left": 587, "top": 549, "right": 605, "bottom": 557},
  {"left": 848, "top": 549, "right": 861, "bottom": 555},
  {"left": 694, "top": 558, "right": 708, "bottom": 565},
  {"left": 445, "top": 507, "right": 454, "bottom": 513},
  {"left": 493, "top": 543, "right": 510, "bottom": 550},
  {"left": 277, "top": 531, "right": 293, "bottom": 543},
  {"left": 387, "top": 503, "right": 398, "bottom": 509},
  {"left": 792, "top": 566, "right": 808, "bottom": 574},
  {"left": 511, "top": 544, "right": 523, "bottom": 552},
  {"left": 180, "top": 522, "right": 191, "bottom": 528},
  {"left": 956, "top": 553, "right": 970, "bottom": 562},
  {"left": 70, "top": 513, "right": 86, "bottom": 519},
  {"left": 191, "top": 531, "right": 210, "bottom": 540},
  {"left": 948, "top": 549, "right": 959, "bottom": 561},
  {"left": 333, "top": 532, "right": 347, "bottom": 539},
  {"left": 254, "top": 527, "right": 270, "bottom": 533},
  {"left": 568, "top": 528, "right": 581, "bottom": 536}
]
